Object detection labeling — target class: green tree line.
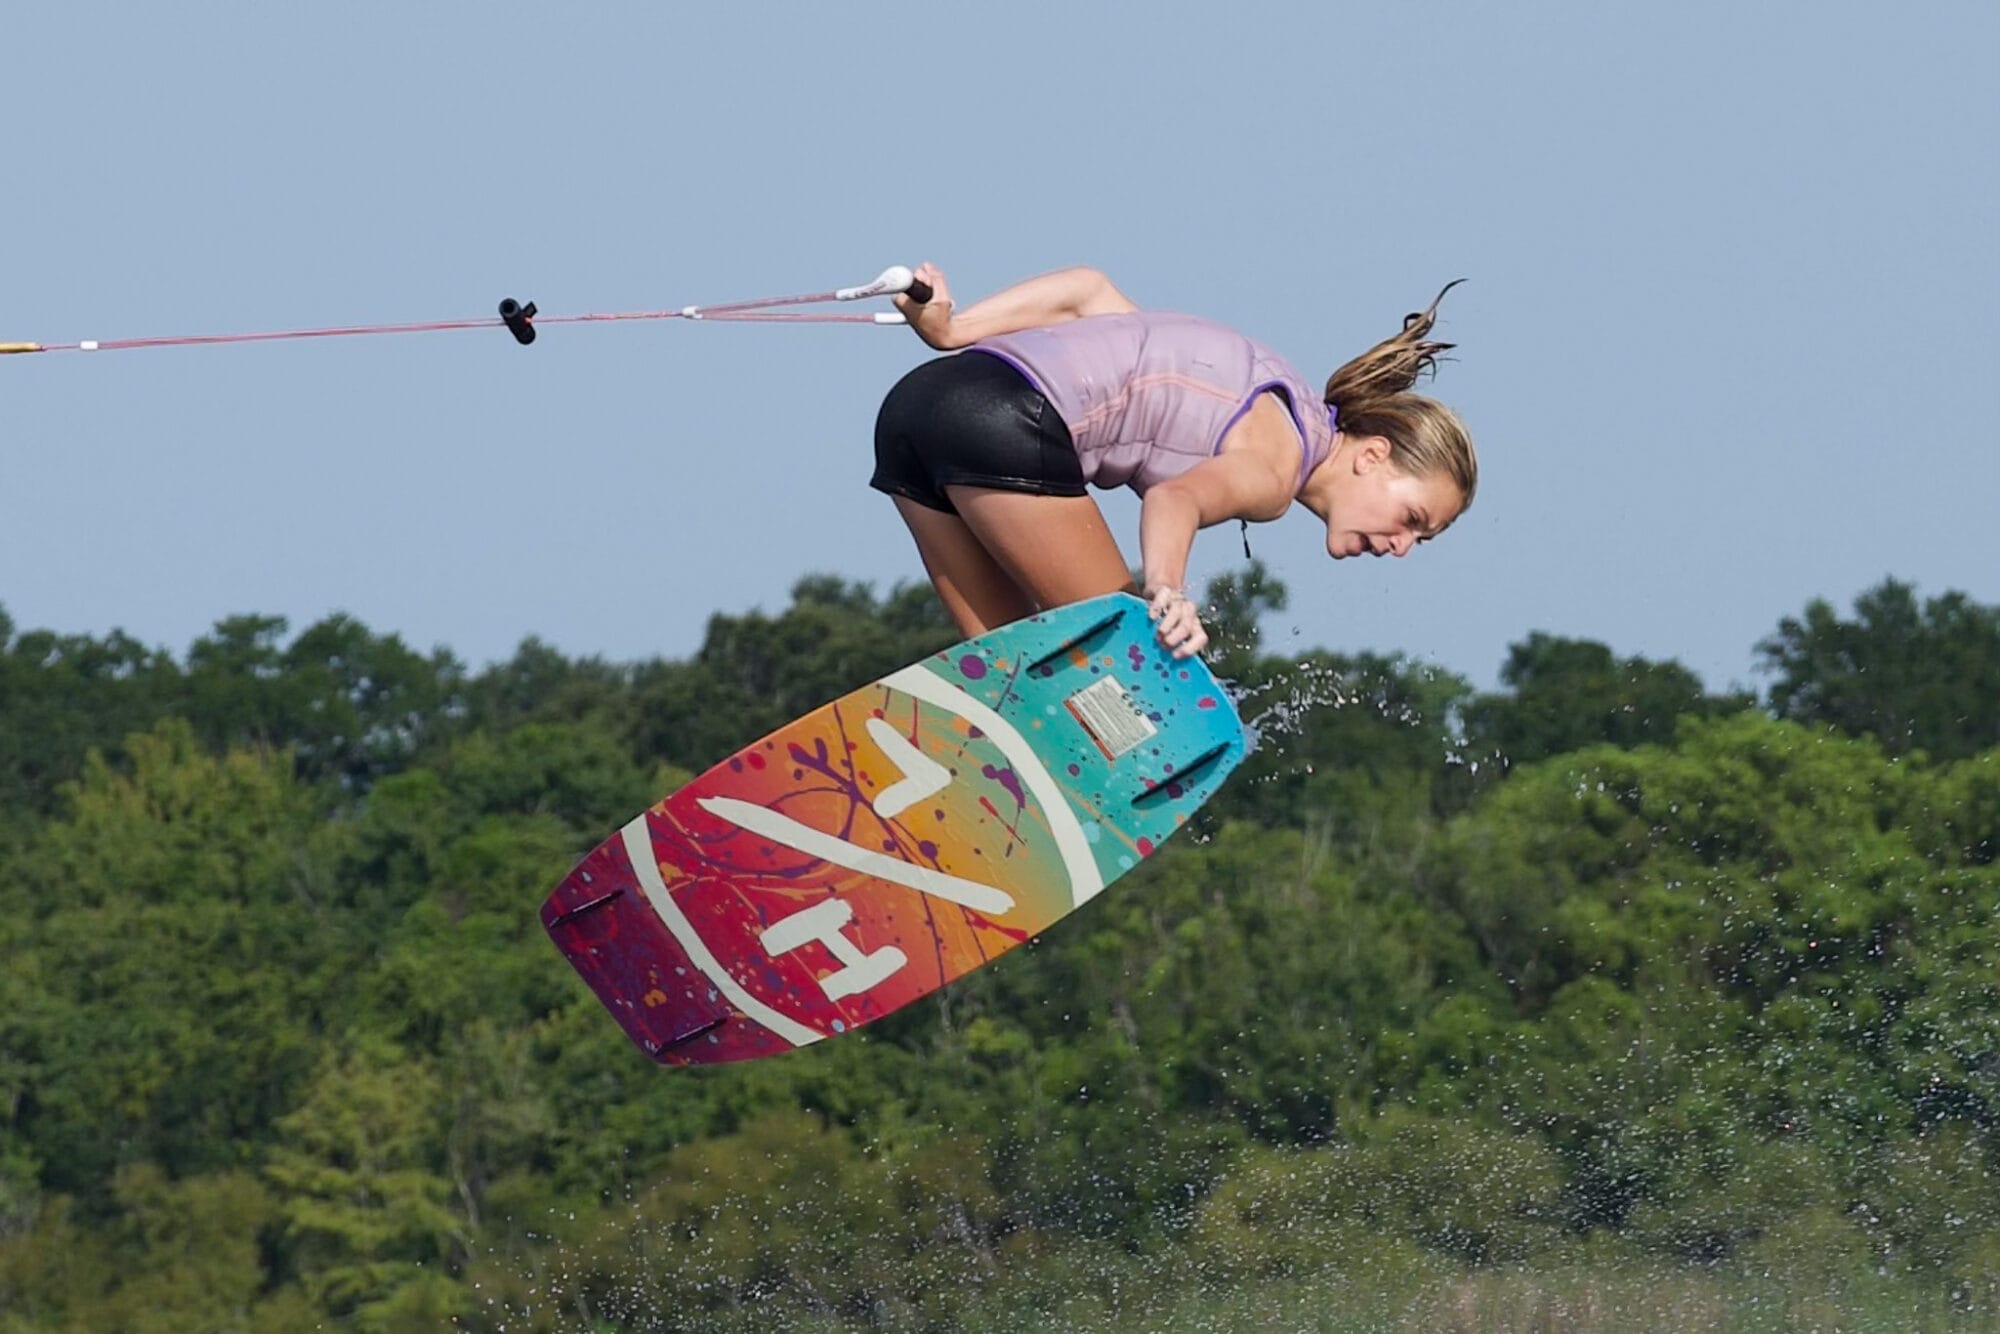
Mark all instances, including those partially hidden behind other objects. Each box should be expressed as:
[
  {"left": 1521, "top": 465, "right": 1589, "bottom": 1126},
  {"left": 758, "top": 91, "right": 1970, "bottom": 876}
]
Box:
[{"left": 0, "top": 575, "right": 1995, "bottom": 1330}]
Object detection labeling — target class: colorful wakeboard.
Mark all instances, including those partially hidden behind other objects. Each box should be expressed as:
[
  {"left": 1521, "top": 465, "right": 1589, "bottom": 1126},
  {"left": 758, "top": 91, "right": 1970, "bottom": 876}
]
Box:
[{"left": 541, "top": 591, "right": 1245, "bottom": 1066}]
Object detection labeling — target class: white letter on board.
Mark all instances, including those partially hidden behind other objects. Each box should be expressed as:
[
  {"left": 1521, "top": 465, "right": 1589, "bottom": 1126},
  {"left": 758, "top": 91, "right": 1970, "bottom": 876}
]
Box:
[
  {"left": 759, "top": 897, "right": 909, "bottom": 1001},
  {"left": 866, "top": 717, "right": 952, "bottom": 817}
]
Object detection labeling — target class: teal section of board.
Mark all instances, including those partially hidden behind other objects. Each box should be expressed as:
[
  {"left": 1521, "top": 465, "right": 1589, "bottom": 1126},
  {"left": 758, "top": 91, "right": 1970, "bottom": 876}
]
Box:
[{"left": 911, "top": 592, "right": 1246, "bottom": 887}]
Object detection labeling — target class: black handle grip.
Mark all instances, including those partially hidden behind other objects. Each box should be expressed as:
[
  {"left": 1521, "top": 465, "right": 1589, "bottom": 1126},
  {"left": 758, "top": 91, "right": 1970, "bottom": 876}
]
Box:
[
  {"left": 499, "top": 298, "right": 538, "bottom": 346},
  {"left": 905, "top": 278, "right": 933, "bottom": 305}
]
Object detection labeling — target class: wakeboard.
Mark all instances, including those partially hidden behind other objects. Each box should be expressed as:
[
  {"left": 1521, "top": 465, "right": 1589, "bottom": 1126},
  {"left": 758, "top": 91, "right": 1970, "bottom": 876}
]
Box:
[{"left": 541, "top": 591, "right": 1244, "bottom": 1066}]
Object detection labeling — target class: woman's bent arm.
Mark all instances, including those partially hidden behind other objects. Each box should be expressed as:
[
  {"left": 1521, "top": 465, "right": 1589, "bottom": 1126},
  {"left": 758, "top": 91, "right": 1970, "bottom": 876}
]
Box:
[
  {"left": 902, "top": 266, "right": 1136, "bottom": 350},
  {"left": 1136, "top": 450, "right": 1295, "bottom": 657},
  {"left": 1138, "top": 452, "right": 1291, "bottom": 593}
]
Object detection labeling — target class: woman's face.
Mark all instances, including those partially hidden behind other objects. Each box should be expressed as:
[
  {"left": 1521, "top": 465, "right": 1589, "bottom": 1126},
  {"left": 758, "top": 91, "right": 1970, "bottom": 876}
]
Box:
[{"left": 1317, "top": 435, "right": 1464, "bottom": 560}]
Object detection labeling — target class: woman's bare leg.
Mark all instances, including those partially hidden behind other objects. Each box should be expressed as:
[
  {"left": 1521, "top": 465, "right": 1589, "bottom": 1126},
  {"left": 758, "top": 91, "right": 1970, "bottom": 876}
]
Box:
[
  {"left": 891, "top": 496, "right": 1036, "bottom": 636},
  {"left": 945, "top": 486, "right": 1135, "bottom": 608}
]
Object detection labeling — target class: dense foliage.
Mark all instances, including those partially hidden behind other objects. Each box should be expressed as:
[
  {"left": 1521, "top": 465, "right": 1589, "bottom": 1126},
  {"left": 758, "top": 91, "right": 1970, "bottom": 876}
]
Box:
[{"left": 1, "top": 574, "right": 1995, "bottom": 1331}]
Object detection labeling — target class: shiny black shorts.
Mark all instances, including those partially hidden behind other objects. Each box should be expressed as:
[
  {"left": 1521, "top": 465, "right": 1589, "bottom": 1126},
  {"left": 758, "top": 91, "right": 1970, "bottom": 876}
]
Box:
[{"left": 870, "top": 351, "right": 1085, "bottom": 514}]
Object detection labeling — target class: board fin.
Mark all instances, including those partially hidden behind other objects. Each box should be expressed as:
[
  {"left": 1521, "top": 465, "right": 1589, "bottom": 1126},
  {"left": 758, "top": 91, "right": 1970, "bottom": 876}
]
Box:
[
  {"left": 1132, "top": 740, "right": 1236, "bottom": 807},
  {"left": 545, "top": 887, "right": 625, "bottom": 926},
  {"left": 1023, "top": 607, "right": 1127, "bottom": 675},
  {"left": 664, "top": 1015, "right": 729, "bottom": 1048}
]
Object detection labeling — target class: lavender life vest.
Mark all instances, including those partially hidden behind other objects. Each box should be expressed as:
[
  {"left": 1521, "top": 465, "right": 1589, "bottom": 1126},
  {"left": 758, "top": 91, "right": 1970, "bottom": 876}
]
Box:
[{"left": 966, "top": 311, "right": 1334, "bottom": 496}]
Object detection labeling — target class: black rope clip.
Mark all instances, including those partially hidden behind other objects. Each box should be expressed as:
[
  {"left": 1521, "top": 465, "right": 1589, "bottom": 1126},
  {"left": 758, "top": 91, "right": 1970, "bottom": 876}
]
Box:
[{"left": 498, "top": 298, "right": 538, "bottom": 345}]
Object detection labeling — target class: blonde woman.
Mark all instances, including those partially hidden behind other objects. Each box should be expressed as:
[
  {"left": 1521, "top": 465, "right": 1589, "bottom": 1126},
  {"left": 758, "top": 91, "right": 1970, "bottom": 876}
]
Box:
[{"left": 873, "top": 265, "right": 1476, "bottom": 657}]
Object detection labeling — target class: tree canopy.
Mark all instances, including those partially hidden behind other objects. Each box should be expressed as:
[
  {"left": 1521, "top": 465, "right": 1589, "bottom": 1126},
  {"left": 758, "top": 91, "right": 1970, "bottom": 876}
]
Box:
[{"left": 1, "top": 573, "right": 1996, "bottom": 1329}]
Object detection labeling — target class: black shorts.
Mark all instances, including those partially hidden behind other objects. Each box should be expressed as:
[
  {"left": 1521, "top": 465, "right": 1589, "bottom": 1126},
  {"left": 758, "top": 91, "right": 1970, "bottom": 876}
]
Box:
[{"left": 870, "top": 351, "right": 1086, "bottom": 514}]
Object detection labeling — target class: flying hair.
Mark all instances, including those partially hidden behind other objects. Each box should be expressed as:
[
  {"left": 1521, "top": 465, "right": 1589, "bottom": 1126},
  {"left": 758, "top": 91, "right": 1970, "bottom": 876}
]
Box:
[
  {"left": 1320, "top": 281, "right": 1477, "bottom": 512},
  {"left": 1321, "top": 280, "right": 1463, "bottom": 409}
]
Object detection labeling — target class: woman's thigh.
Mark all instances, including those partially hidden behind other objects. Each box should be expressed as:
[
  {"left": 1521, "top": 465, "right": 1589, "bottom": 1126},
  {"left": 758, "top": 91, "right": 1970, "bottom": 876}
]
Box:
[
  {"left": 891, "top": 496, "right": 1037, "bottom": 636},
  {"left": 944, "top": 485, "right": 1134, "bottom": 610}
]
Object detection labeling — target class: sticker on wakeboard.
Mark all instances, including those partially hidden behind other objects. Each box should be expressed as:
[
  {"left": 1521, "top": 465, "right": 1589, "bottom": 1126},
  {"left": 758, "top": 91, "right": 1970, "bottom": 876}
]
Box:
[
  {"left": 1064, "top": 675, "right": 1158, "bottom": 760},
  {"left": 540, "top": 591, "right": 1245, "bottom": 1067}
]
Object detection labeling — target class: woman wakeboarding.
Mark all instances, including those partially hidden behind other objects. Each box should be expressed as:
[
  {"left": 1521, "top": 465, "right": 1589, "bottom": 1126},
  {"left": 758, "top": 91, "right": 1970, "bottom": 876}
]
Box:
[{"left": 874, "top": 264, "right": 1477, "bottom": 658}]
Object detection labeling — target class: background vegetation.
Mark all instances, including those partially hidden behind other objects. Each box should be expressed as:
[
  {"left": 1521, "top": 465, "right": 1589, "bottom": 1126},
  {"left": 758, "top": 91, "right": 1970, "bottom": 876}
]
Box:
[{"left": 1, "top": 571, "right": 1996, "bottom": 1331}]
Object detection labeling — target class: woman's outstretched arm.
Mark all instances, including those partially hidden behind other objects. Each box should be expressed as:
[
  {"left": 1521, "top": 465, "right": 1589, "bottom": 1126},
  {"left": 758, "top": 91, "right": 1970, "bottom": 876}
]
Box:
[
  {"left": 1136, "top": 407, "right": 1299, "bottom": 657},
  {"left": 896, "top": 264, "right": 1136, "bottom": 350}
]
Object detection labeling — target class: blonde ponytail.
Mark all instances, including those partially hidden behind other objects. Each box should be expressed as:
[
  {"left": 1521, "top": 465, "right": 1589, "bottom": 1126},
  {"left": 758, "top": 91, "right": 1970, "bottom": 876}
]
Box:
[{"left": 1323, "top": 282, "right": 1478, "bottom": 510}]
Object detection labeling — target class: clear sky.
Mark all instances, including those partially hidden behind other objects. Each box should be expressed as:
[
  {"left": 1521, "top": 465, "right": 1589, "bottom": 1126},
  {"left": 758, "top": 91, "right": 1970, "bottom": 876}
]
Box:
[{"left": 4, "top": 3, "right": 1994, "bottom": 693}]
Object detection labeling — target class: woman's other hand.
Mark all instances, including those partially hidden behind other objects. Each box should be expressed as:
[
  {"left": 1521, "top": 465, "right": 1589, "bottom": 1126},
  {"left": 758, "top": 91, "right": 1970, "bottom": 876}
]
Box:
[{"left": 1146, "top": 586, "right": 1208, "bottom": 659}]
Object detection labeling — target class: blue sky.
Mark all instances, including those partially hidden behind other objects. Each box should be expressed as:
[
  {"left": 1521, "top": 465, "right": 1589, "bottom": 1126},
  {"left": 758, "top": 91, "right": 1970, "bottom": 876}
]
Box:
[{"left": 4, "top": 3, "right": 1994, "bottom": 692}]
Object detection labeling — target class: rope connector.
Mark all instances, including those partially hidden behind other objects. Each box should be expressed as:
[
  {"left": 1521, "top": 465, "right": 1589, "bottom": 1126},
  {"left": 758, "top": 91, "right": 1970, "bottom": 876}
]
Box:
[{"left": 498, "top": 298, "right": 538, "bottom": 345}]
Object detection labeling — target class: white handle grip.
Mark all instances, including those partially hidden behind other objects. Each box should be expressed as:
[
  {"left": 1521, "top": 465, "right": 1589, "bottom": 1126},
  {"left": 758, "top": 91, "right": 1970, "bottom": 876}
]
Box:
[{"left": 835, "top": 265, "right": 917, "bottom": 302}]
